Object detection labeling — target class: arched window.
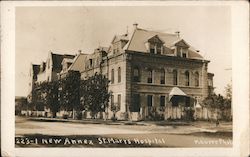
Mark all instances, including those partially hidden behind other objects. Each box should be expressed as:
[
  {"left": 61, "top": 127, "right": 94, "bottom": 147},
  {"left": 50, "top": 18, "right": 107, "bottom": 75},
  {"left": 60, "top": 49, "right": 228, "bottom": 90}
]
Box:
[
  {"left": 160, "top": 69, "right": 165, "bottom": 84},
  {"left": 147, "top": 69, "right": 153, "bottom": 83},
  {"left": 195, "top": 72, "right": 199, "bottom": 87},
  {"left": 185, "top": 71, "right": 190, "bottom": 86},
  {"left": 111, "top": 69, "right": 114, "bottom": 84},
  {"left": 118, "top": 67, "right": 121, "bottom": 83},
  {"left": 133, "top": 67, "right": 140, "bottom": 82},
  {"left": 173, "top": 69, "right": 178, "bottom": 85}
]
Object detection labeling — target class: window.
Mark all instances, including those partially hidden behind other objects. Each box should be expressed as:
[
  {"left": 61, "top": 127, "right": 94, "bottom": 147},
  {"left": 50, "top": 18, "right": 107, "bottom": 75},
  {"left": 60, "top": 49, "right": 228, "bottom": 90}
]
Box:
[
  {"left": 160, "top": 96, "right": 165, "bottom": 107},
  {"left": 111, "top": 95, "right": 114, "bottom": 107},
  {"left": 173, "top": 70, "right": 178, "bottom": 85},
  {"left": 89, "top": 59, "right": 93, "bottom": 67},
  {"left": 118, "top": 67, "right": 121, "bottom": 83},
  {"left": 182, "top": 52, "right": 187, "bottom": 58},
  {"left": 111, "top": 69, "right": 114, "bottom": 84},
  {"left": 150, "top": 44, "right": 155, "bottom": 54},
  {"left": 147, "top": 69, "right": 153, "bottom": 83},
  {"left": 208, "top": 79, "right": 213, "bottom": 86},
  {"left": 177, "top": 47, "right": 188, "bottom": 58},
  {"left": 160, "top": 69, "right": 165, "bottom": 84},
  {"left": 131, "top": 94, "right": 140, "bottom": 112},
  {"left": 67, "top": 63, "right": 72, "bottom": 68},
  {"left": 148, "top": 35, "right": 163, "bottom": 54},
  {"left": 195, "top": 72, "right": 199, "bottom": 87},
  {"left": 176, "top": 47, "right": 182, "bottom": 57},
  {"left": 156, "top": 44, "right": 162, "bottom": 54},
  {"left": 181, "top": 48, "right": 188, "bottom": 58},
  {"left": 150, "top": 43, "right": 162, "bottom": 54},
  {"left": 185, "top": 71, "right": 190, "bottom": 86},
  {"left": 133, "top": 67, "right": 140, "bottom": 82},
  {"left": 117, "top": 94, "right": 121, "bottom": 108},
  {"left": 147, "top": 95, "right": 153, "bottom": 107}
]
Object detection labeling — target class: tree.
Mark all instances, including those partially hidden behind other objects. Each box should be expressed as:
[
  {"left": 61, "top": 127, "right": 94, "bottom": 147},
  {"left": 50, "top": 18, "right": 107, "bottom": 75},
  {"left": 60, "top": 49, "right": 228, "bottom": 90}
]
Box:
[
  {"left": 15, "top": 97, "right": 27, "bottom": 115},
  {"left": 40, "top": 81, "right": 60, "bottom": 118},
  {"left": 225, "top": 84, "right": 232, "bottom": 100},
  {"left": 203, "top": 92, "right": 231, "bottom": 121},
  {"left": 30, "top": 83, "right": 45, "bottom": 116},
  {"left": 81, "top": 73, "right": 110, "bottom": 119},
  {"left": 59, "top": 70, "right": 81, "bottom": 119}
]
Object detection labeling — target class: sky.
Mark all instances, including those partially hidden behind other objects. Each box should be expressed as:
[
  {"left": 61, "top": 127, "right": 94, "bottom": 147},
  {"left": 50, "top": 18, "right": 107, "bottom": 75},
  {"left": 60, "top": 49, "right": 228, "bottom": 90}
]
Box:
[{"left": 15, "top": 6, "right": 231, "bottom": 97}]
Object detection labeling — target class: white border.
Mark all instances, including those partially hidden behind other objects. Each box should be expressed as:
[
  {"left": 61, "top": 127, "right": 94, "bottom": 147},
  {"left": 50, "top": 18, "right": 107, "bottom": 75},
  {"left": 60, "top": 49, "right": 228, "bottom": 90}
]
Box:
[{"left": 1, "top": 1, "right": 249, "bottom": 157}]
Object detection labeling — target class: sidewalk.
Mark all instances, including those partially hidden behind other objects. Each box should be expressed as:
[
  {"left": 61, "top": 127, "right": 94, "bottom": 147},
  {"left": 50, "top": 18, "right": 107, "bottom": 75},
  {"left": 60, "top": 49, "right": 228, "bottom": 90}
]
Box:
[
  {"left": 27, "top": 116, "right": 232, "bottom": 133},
  {"left": 28, "top": 117, "right": 191, "bottom": 126}
]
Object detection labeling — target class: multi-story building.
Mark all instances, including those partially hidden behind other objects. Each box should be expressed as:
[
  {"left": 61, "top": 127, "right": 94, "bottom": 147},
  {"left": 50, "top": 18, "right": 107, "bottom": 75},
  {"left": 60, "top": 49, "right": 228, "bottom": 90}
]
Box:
[
  {"left": 27, "top": 52, "right": 75, "bottom": 103},
  {"left": 28, "top": 24, "right": 214, "bottom": 120},
  {"left": 68, "top": 24, "right": 214, "bottom": 121}
]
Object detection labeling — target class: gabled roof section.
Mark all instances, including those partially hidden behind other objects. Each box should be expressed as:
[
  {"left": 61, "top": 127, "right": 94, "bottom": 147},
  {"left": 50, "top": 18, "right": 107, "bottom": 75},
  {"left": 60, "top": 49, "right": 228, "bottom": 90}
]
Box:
[
  {"left": 169, "top": 87, "right": 187, "bottom": 101},
  {"left": 68, "top": 53, "right": 88, "bottom": 73},
  {"left": 148, "top": 35, "right": 165, "bottom": 44},
  {"left": 51, "top": 52, "right": 75, "bottom": 72},
  {"left": 111, "top": 34, "right": 129, "bottom": 43},
  {"left": 173, "top": 39, "right": 190, "bottom": 48}
]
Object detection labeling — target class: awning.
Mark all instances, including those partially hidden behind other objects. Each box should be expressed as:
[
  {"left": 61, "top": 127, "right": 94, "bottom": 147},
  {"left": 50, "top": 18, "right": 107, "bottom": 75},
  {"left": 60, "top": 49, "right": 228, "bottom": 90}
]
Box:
[{"left": 169, "top": 87, "right": 187, "bottom": 100}]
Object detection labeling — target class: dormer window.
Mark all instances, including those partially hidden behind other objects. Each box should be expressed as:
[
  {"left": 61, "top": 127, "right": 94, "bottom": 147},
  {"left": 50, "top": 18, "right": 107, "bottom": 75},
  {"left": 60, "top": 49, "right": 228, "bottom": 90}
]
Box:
[
  {"left": 177, "top": 47, "right": 188, "bottom": 58},
  {"left": 148, "top": 35, "right": 164, "bottom": 55},
  {"left": 174, "top": 39, "right": 190, "bottom": 58}
]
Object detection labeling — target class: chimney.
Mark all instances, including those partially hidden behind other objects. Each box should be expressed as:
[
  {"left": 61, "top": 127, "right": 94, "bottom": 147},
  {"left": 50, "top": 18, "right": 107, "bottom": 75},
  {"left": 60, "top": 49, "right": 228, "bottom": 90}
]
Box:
[
  {"left": 175, "top": 31, "right": 180, "bottom": 38},
  {"left": 78, "top": 50, "right": 82, "bottom": 54},
  {"left": 133, "top": 23, "right": 138, "bottom": 30},
  {"left": 125, "top": 25, "right": 128, "bottom": 36}
]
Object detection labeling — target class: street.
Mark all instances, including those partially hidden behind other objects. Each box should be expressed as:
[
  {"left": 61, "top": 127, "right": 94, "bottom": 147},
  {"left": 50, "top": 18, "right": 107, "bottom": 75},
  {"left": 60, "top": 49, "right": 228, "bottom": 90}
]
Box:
[{"left": 15, "top": 116, "right": 232, "bottom": 147}]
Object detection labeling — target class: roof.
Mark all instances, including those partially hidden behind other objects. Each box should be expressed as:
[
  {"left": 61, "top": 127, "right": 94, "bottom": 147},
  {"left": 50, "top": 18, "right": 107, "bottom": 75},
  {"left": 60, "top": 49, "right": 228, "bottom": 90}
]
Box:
[
  {"left": 68, "top": 53, "right": 88, "bottom": 73},
  {"left": 112, "top": 34, "right": 129, "bottom": 43},
  {"left": 169, "top": 87, "right": 187, "bottom": 97},
  {"left": 127, "top": 28, "right": 178, "bottom": 51},
  {"left": 51, "top": 53, "right": 75, "bottom": 72},
  {"left": 126, "top": 28, "right": 203, "bottom": 59}
]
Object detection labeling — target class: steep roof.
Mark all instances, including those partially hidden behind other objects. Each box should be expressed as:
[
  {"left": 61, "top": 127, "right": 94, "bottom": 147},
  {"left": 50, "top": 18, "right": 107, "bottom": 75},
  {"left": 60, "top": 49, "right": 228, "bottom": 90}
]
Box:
[
  {"left": 51, "top": 53, "right": 75, "bottom": 72},
  {"left": 126, "top": 28, "right": 203, "bottom": 59},
  {"left": 127, "top": 28, "right": 178, "bottom": 51},
  {"left": 68, "top": 53, "right": 88, "bottom": 73}
]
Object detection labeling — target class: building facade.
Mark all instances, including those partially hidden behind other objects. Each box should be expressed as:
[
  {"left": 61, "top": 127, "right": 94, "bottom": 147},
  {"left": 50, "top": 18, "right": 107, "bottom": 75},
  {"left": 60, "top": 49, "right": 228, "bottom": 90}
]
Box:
[
  {"left": 68, "top": 24, "right": 214, "bottom": 121},
  {"left": 27, "top": 52, "right": 75, "bottom": 103},
  {"left": 28, "top": 24, "right": 214, "bottom": 121}
]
